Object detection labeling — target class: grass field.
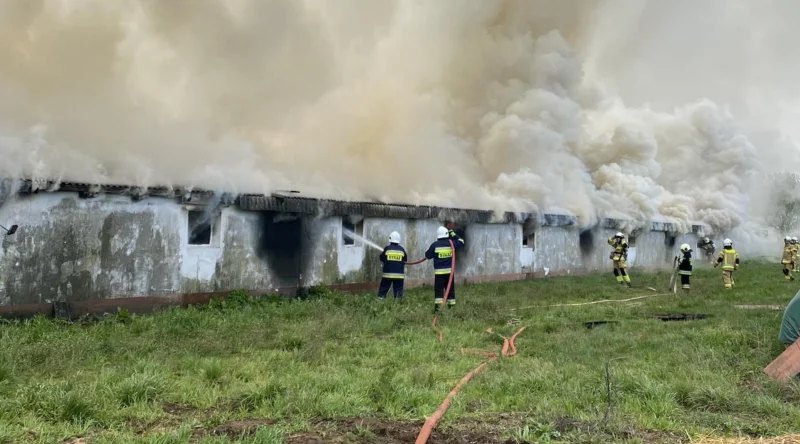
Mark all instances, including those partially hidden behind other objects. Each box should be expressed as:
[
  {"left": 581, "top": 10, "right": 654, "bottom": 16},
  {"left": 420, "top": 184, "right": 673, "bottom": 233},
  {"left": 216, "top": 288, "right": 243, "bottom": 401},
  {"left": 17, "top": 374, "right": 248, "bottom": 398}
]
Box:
[{"left": 2, "top": 261, "right": 800, "bottom": 443}]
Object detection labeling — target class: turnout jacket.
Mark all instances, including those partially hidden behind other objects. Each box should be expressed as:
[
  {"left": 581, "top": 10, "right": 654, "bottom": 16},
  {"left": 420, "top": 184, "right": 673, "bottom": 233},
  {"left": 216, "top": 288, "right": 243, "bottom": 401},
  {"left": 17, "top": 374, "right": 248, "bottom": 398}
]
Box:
[
  {"left": 716, "top": 247, "right": 740, "bottom": 271},
  {"left": 425, "top": 231, "right": 465, "bottom": 275},
  {"left": 677, "top": 250, "right": 693, "bottom": 275},
  {"left": 783, "top": 244, "right": 794, "bottom": 264},
  {"left": 379, "top": 244, "right": 408, "bottom": 279},
  {"left": 697, "top": 240, "right": 715, "bottom": 253},
  {"left": 607, "top": 237, "right": 628, "bottom": 261}
]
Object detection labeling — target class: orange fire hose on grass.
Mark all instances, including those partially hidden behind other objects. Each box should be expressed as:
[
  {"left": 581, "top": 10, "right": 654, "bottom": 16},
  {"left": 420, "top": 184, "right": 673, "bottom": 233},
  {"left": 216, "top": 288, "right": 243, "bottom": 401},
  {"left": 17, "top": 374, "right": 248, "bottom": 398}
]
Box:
[
  {"left": 415, "top": 326, "right": 527, "bottom": 444},
  {"left": 404, "top": 233, "right": 527, "bottom": 444}
]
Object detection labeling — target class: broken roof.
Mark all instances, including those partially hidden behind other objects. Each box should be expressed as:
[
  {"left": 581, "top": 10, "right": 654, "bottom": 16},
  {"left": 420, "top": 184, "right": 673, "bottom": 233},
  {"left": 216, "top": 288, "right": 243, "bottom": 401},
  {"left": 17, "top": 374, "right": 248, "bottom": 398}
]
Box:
[{"left": 2, "top": 179, "right": 705, "bottom": 232}]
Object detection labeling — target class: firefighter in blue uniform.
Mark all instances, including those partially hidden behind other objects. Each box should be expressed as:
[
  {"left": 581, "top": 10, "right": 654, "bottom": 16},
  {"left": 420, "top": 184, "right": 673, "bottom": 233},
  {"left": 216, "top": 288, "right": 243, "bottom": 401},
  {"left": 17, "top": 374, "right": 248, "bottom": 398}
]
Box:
[
  {"left": 378, "top": 231, "right": 407, "bottom": 299},
  {"left": 425, "top": 226, "right": 465, "bottom": 313},
  {"left": 677, "top": 243, "right": 693, "bottom": 292}
]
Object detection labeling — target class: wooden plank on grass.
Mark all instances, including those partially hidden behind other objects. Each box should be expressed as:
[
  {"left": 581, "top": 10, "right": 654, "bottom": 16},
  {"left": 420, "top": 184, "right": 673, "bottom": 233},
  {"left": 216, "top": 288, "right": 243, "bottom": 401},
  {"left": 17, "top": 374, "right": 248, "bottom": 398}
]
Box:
[{"left": 763, "top": 338, "right": 800, "bottom": 381}]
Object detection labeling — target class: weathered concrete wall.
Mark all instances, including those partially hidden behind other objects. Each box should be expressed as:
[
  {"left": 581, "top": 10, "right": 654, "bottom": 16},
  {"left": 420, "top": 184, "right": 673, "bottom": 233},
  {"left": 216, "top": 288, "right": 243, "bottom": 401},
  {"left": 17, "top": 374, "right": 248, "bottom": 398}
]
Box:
[
  {"left": 631, "top": 231, "right": 670, "bottom": 268},
  {"left": 212, "top": 210, "right": 276, "bottom": 292},
  {"left": 0, "top": 190, "right": 704, "bottom": 312},
  {"left": 0, "top": 193, "right": 182, "bottom": 305},
  {"left": 459, "top": 223, "right": 519, "bottom": 277},
  {"left": 580, "top": 228, "right": 619, "bottom": 273},
  {"left": 533, "top": 226, "right": 581, "bottom": 276},
  {"left": 0, "top": 194, "right": 294, "bottom": 305}
]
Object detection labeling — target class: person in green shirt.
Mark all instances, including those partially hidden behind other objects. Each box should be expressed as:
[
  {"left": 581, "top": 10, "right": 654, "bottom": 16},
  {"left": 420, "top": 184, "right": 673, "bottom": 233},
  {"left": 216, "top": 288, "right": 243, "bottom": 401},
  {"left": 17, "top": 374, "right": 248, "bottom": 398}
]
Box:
[{"left": 779, "top": 289, "right": 800, "bottom": 348}]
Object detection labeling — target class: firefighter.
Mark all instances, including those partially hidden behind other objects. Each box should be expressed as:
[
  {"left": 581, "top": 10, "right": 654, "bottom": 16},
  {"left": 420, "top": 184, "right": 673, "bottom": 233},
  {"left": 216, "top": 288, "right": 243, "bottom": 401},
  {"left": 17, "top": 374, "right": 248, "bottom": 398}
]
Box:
[
  {"left": 782, "top": 236, "right": 795, "bottom": 281},
  {"left": 714, "top": 238, "right": 739, "bottom": 289},
  {"left": 608, "top": 232, "right": 631, "bottom": 287},
  {"left": 378, "top": 231, "right": 407, "bottom": 299},
  {"left": 793, "top": 237, "right": 799, "bottom": 272},
  {"left": 677, "top": 243, "right": 693, "bottom": 292},
  {"left": 424, "top": 226, "right": 465, "bottom": 313},
  {"left": 697, "top": 237, "right": 716, "bottom": 264}
]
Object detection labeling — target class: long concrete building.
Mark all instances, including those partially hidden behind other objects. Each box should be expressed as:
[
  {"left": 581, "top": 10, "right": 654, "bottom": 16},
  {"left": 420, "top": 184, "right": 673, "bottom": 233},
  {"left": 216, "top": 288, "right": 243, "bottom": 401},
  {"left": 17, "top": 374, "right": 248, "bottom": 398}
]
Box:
[{"left": 0, "top": 179, "right": 706, "bottom": 318}]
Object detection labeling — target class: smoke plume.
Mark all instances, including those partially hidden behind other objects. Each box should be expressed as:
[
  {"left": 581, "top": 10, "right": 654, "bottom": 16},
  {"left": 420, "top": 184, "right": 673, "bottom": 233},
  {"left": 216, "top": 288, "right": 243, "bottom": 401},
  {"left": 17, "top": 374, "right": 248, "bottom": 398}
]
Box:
[{"left": 0, "top": 0, "right": 796, "bottom": 235}]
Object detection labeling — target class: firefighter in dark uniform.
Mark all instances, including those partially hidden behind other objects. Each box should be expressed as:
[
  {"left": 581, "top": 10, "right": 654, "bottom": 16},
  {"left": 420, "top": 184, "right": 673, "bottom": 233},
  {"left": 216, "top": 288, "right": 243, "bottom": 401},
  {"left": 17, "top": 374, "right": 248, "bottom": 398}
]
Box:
[
  {"left": 425, "top": 226, "right": 465, "bottom": 313},
  {"left": 677, "top": 243, "right": 693, "bottom": 292},
  {"left": 378, "top": 231, "right": 407, "bottom": 299},
  {"left": 697, "top": 237, "right": 716, "bottom": 264}
]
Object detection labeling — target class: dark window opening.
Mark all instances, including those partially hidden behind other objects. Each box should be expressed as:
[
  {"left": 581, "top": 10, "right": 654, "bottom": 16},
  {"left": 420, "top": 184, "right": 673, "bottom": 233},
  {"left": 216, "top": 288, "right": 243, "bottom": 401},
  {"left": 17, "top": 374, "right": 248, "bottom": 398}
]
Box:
[
  {"left": 523, "top": 232, "right": 535, "bottom": 249},
  {"left": 665, "top": 234, "right": 677, "bottom": 248},
  {"left": 258, "top": 213, "right": 303, "bottom": 287},
  {"left": 628, "top": 235, "right": 637, "bottom": 247},
  {"left": 579, "top": 230, "right": 594, "bottom": 255},
  {"left": 188, "top": 211, "right": 212, "bottom": 245},
  {"left": 342, "top": 219, "right": 363, "bottom": 246}
]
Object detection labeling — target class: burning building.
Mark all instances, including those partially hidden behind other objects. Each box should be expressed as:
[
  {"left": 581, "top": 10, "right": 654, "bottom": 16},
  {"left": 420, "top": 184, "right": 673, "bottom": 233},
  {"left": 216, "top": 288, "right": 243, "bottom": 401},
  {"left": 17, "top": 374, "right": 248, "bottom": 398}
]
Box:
[{"left": 0, "top": 179, "right": 704, "bottom": 318}]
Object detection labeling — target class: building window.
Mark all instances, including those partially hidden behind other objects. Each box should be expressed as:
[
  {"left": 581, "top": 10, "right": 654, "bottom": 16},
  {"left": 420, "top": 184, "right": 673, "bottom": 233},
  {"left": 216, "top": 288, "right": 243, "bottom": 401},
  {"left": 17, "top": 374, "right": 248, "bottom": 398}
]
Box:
[
  {"left": 523, "top": 232, "right": 535, "bottom": 249},
  {"left": 188, "top": 211, "right": 212, "bottom": 245},
  {"left": 665, "top": 234, "right": 677, "bottom": 248},
  {"left": 628, "top": 235, "right": 637, "bottom": 247},
  {"left": 342, "top": 219, "right": 363, "bottom": 247}
]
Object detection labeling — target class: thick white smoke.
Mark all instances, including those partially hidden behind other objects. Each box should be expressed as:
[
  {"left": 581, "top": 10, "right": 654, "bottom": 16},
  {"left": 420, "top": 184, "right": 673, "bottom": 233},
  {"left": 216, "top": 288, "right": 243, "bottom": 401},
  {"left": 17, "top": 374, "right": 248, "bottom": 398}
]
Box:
[{"left": 0, "top": 0, "right": 795, "bottom": 237}]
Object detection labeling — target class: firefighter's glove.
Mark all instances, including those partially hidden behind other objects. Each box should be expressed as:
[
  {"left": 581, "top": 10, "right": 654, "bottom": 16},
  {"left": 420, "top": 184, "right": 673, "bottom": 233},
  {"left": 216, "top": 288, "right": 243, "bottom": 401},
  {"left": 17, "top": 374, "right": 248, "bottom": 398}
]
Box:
[{"left": 448, "top": 230, "right": 457, "bottom": 238}]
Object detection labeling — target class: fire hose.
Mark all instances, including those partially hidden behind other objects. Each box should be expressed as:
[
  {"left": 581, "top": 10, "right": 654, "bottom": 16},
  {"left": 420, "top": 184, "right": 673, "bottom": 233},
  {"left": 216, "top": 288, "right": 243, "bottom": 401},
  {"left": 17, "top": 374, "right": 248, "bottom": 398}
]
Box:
[
  {"left": 406, "top": 239, "right": 456, "bottom": 343},
  {"left": 404, "top": 237, "right": 527, "bottom": 444}
]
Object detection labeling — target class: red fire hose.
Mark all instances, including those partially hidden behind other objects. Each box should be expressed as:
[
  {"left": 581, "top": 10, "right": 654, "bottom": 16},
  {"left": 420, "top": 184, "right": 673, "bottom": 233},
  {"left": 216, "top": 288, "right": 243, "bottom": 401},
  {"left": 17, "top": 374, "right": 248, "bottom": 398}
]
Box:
[
  {"left": 400, "top": 231, "right": 526, "bottom": 444},
  {"left": 406, "top": 238, "right": 455, "bottom": 342}
]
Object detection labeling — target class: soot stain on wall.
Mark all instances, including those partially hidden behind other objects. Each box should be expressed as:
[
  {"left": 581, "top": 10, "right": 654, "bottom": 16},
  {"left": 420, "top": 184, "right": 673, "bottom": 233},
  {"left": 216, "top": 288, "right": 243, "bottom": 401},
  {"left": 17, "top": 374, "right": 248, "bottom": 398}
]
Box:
[{"left": 579, "top": 230, "right": 595, "bottom": 256}]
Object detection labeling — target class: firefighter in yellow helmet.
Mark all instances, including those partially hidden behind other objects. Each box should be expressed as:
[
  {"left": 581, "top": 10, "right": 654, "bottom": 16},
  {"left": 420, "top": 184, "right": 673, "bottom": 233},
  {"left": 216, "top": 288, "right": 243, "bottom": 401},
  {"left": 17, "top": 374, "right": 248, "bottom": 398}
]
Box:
[
  {"left": 782, "top": 236, "right": 795, "bottom": 281},
  {"left": 608, "top": 232, "right": 631, "bottom": 287},
  {"left": 714, "top": 238, "right": 739, "bottom": 289}
]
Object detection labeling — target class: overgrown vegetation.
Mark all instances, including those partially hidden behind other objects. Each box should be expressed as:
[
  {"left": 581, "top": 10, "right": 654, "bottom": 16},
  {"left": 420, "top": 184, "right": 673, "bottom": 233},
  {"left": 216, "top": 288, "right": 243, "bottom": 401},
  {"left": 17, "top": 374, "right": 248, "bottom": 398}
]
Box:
[
  {"left": 767, "top": 172, "right": 800, "bottom": 232},
  {"left": 1, "top": 263, "right": 799, "bottom": 443}
]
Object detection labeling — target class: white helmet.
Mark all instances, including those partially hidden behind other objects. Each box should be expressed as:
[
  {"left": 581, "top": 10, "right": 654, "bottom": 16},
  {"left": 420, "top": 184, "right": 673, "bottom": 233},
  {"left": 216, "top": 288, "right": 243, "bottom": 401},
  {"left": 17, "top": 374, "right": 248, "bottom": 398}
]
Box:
[
  {"left": 389, "top": 231, "right": 401, "bottom": 244},
  {"left": 615, "top": 232, "right": 624, "bottom": 238},
  {"left": 437, "top": 226, "right": 449, "bottom": 239},
  {"left": 703, "top": 237, "right": 710, "bottom": 243},
  {"left": 723, "top": 238, "right": 732, "bottom": 247},
  {"left": 793, "top": 237, "right": 798, "bottom": 243},
  {"left": 786, "top": 236, "right": 792, "bottom": 243},
  {"left": 680, "top": 243, "right": 690, "bottom": 253}
]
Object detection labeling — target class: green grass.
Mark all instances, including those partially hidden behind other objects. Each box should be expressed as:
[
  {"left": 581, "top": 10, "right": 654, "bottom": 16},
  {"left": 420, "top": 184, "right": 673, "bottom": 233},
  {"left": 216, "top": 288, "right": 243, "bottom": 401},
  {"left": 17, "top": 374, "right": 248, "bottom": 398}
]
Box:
[{"left": 1, "top": 262, "right": 800, "bottom": 443}]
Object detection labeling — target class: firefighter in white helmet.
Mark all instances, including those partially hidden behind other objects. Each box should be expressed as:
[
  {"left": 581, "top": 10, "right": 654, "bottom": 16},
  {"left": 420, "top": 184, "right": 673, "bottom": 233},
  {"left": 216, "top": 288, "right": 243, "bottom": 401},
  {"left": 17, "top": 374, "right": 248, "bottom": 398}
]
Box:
[
  {"left": 697, "top": 236, "right": 716, "bottom": 264},
  {"left": 377, "top": 231, "right": 408, "bottom": 299},
  {"left": 424, "top": 225, "right": 465, "bottom": 312},
  {"left": 676, "top": 243, "right": 693, "bottom": 292},
  {"left": 714, "top": 238, "right": 739, "bottom": 289},
  {"left": 782, "top": 236, "right": 795, "bottom": 281},
  {"left": 608, "top": 232, "right": 631, "bottom": 287}
]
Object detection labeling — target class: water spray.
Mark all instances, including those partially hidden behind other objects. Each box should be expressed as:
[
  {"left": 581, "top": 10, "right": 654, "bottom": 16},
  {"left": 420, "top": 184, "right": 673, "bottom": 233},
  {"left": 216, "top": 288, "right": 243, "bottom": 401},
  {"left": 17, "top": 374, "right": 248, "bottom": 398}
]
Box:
[{"left": 342, "top": 228, "right": 384, "bottom": 252}]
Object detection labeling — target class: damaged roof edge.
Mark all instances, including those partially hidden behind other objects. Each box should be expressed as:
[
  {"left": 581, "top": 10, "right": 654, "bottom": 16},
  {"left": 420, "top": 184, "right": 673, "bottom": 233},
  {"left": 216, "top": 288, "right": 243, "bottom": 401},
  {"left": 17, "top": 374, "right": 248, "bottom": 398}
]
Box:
[{"left": 3, "top": 179, "right": 702, "bottom": 232}]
